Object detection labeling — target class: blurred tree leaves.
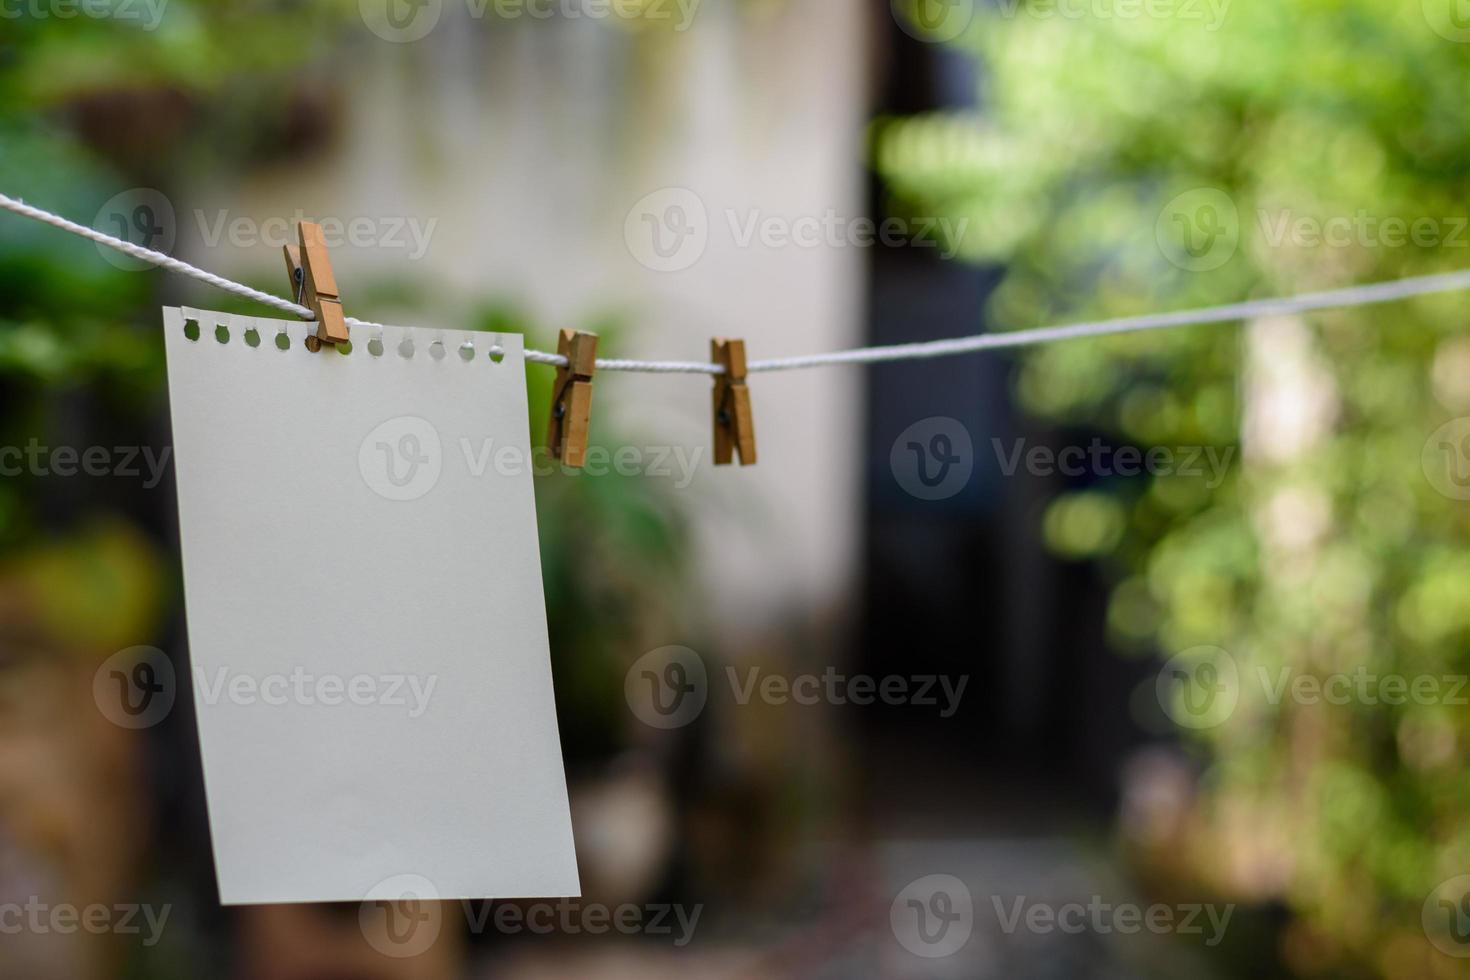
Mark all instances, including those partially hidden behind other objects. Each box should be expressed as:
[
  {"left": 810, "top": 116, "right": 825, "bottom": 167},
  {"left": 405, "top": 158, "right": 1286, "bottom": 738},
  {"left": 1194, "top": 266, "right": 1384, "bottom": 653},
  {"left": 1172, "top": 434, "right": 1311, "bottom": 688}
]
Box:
[
  {"left": 0, "top": 2, "right": 330, "bottom": 562},
  {"left": 878, "top": 2, "right": 1470, "bottom": 976}
]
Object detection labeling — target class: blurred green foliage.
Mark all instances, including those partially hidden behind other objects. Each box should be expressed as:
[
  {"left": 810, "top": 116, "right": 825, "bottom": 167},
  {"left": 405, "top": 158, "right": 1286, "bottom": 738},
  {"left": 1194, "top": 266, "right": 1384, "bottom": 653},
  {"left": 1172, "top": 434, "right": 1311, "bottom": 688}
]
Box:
[
  {"left": 878, "top": 2, "right": 1470, "bottom": 976},
  {"left": 0, "top": 5, "right": 326, "bottom": 551}
]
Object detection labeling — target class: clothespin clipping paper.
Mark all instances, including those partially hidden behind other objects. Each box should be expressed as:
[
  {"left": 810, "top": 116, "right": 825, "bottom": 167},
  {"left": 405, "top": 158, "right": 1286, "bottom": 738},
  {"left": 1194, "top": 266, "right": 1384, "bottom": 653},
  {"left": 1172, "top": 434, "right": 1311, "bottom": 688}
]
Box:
[{"left": 283, "top": 221, "right": 350, "bottom": 352}]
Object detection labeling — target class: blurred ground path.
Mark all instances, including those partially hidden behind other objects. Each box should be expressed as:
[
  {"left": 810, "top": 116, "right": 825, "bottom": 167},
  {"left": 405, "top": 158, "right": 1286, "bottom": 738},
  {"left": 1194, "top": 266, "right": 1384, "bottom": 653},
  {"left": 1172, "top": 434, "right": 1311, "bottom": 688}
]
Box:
[{"left": 474, "top": 733, "right": 1228, "bottom": 980}]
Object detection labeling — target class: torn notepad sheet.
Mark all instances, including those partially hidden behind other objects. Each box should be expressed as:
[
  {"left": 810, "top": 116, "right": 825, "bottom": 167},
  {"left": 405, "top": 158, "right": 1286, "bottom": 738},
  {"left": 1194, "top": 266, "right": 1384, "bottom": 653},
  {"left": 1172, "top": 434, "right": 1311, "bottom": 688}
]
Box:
[{"left": 162, "top": 307, "right": 579, "bottom": 905}]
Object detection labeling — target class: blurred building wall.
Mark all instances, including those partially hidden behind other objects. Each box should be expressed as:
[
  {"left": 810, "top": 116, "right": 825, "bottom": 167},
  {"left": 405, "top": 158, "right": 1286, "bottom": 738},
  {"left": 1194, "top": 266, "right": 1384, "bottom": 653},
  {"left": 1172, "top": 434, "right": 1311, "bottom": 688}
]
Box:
[{"left": 185, "top": 0, "right": 868, "bottom": 630}]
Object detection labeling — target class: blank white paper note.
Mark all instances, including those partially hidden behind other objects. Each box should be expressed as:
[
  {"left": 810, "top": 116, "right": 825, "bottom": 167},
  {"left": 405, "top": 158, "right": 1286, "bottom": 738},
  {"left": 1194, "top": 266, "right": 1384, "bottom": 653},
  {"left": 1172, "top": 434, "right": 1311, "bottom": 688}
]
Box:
[{"left": 162, "top": 306, "right": 579, "bottom": 905}]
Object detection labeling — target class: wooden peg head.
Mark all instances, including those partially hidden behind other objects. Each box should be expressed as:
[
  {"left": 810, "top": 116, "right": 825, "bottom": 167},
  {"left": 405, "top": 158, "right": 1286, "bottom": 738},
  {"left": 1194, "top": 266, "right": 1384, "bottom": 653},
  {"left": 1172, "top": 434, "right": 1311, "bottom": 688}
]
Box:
[
  {"left": 283, "top": 221, "right": 349, "bottom": 351},
  {"left": 548, "top": 330, "right": 599, "bottom": 468},
  {"left": 711, "top": 338, "right": 756, "bottom": 466}
]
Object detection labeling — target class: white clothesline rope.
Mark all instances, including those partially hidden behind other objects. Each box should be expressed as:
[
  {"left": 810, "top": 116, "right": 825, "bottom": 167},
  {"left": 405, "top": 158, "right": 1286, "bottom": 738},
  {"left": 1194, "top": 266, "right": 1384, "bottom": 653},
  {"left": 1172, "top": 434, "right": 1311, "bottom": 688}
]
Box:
[{"left": 6, "top": 191, "right": 1470, "bottom": 375}]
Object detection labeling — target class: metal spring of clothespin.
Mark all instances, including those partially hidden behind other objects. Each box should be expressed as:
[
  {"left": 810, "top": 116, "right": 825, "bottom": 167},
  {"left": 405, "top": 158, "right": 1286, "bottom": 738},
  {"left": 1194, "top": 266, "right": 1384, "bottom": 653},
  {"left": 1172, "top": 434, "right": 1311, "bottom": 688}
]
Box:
[
  {"left": 547, "top": 329, "right": 598, "bottom": 468},
  {"left": 711, "top": 338, "right": 756, "bottom": 466},
  {"left": 283, "top": 222, "right": 350, "bottom": 352}
]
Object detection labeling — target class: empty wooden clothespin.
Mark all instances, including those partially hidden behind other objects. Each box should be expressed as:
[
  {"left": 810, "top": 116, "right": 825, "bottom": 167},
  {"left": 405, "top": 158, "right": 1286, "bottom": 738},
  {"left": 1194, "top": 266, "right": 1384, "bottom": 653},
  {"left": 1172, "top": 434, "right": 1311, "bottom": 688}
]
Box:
[
  {"left": 283, "top": 221, "right": 350, "bottom": 352},
  {"left": 547, "top": 329, "right": 598, "bottom": 468},
  {"left": 711, "top": 338, "right": 756, "bottom": 466}
]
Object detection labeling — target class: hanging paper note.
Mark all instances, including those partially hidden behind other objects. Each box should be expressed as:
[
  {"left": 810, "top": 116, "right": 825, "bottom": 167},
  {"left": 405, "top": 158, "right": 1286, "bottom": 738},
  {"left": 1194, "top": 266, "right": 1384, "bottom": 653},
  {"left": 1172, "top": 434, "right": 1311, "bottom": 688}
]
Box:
[{"left": 162, "top": 307, "right": 579, "bottom": 905}]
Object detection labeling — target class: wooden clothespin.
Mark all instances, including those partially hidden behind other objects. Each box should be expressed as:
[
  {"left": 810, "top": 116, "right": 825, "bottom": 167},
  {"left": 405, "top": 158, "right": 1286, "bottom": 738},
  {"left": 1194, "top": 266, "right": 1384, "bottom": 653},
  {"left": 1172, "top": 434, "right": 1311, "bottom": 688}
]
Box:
[
  {"left": 547, "top": 329, "right": 598, "bottom": 468},
  {"left": 283, "top": 221, "right": 350, "bottom": 352},
  {"left": 711, "top": 338, "right": 756, "bottom": 466}
]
